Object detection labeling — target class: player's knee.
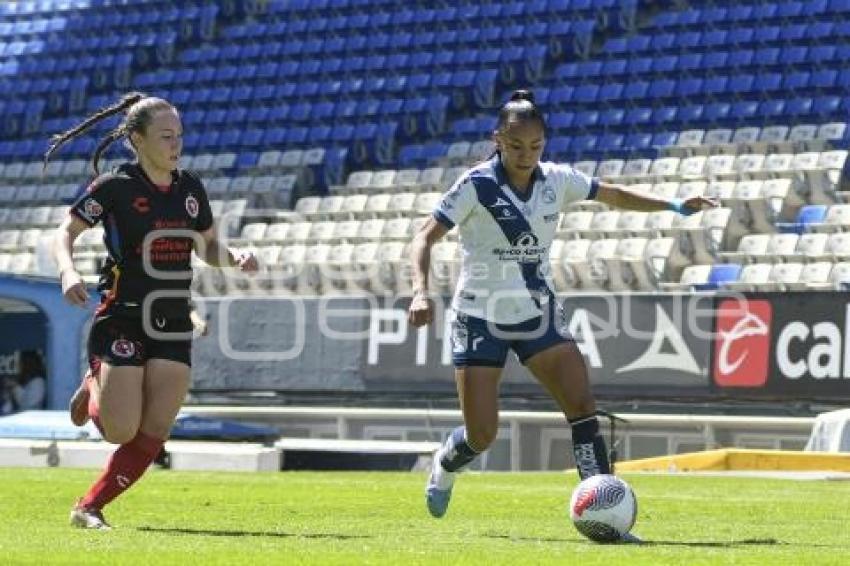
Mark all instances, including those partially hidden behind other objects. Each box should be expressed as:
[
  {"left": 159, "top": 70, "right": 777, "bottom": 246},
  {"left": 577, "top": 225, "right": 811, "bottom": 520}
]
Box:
[{"left": 102, "top": 423, "right": 139, "bottom": 445}]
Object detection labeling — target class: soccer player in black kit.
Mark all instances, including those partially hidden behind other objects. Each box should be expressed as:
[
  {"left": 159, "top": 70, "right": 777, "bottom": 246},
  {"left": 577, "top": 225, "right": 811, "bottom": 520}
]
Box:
[{"left": 49, "top": 93, "right": 258, "bottom": 529}]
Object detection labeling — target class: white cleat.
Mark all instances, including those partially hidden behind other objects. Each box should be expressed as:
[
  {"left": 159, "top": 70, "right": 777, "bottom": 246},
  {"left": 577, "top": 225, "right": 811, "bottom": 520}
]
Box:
[
  {"left": 70, "top": 502, "right": 111, "bottom": 530},
  {"left": 425, "top": 454, "right": 455, "bottom": 518}
]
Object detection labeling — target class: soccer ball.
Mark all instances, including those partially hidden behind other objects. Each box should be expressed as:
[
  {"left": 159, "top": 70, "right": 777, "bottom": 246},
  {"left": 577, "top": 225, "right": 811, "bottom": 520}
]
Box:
[{"left": 569, "top": 474, "right": 637, "bottom": 543}]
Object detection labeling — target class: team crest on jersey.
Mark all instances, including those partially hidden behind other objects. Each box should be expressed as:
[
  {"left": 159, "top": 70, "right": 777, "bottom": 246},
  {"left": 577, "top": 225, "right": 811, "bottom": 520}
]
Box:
[
  {"left": 542, "top": 186, "right": 556, "bottom": 204},
  {"left": 83, "top": 198, "right": 103, "bottom": 220},
  {"left": 512, "top": 232, "right": 540, "bottom": 248},
  {"left": 185, "top": 195, "right": 199, "bottom": 218},
  {"left": 110, "top": 338, "right": 135, "bottom": 359}
]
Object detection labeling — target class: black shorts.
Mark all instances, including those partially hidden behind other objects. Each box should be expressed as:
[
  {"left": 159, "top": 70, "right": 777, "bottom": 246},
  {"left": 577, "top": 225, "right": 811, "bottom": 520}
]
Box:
[{"left": 88, "top": 314, "right": 193, "bottom": 369}]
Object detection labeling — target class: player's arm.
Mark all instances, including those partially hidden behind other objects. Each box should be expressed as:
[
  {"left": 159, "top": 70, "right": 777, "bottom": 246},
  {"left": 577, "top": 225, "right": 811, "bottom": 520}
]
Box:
[
  {"left": 53, "top": 214, "right": 91, "bottom": 306},
  {"left": 196, "top": 227, "right": 258, "bottom": 272},
  {"left": 408, "top": 217, "right": 450, "bottom": 327},
  {"left": 595, "top": 181, "right": 717, "bottom": 215}
]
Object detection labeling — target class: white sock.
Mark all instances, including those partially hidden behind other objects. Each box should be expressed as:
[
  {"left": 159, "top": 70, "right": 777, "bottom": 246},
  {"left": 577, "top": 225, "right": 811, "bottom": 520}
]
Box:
[{"left": 432, "top": 450, "right": 457, "bottom": 490}]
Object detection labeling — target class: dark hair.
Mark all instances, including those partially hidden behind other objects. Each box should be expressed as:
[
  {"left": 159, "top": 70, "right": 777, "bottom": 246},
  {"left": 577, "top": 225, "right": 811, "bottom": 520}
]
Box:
[
  {"left": 18, "top": 350, "right": 44, "bottom": 382},
  {"left": 43, "top": 92, "right": 175, "bottom": 176},
  {"left": 496, "top": 89, "right": 546, "bottom": 132}
]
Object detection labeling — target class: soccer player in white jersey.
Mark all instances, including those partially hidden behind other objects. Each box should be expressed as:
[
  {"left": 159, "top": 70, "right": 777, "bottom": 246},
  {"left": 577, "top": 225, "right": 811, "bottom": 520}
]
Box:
[{"left": 408, "top": 89, "right": 716, "bottom": 522}]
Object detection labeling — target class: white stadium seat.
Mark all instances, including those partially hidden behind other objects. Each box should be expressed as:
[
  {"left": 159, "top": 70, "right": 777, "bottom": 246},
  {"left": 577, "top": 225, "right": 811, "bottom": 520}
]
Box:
[
  {"left": 265, "top": 223, "right": 290, "bottom": 242},
  {"left": 294, "top": 197, "right": 322, "bottom": 220},
  {"left": 413, "top": 192, "right": 441, "bottom": 216},
  {"left": 370, "top": 170, "right": 396, "bottom": 191},
  {"left": 796, "top": 261, "right": 834, "bottom": 290},
  {"left": 595, "top": 159, "right": 624, "bottom": 179},
  {"left": 703, "top": 128, "right": 733, "bottom": 146},
  {"left": 333, "top": 219, "right": 361, "bottom": 242},
  {"left": 679, "top": 155, "right": 707, "bottom": 178},
  {"left": 317, "top": 195, "right": 346, "bottom": 220},
  {"left": 588, "top": 211, "right": 621, "bottom": 239},
  {"left": 279, "top": 149, "right": 304, "bottom": 169},
  {"left": 388, "top": 192, "right": 417, "bottom": 217},
  {"left": 572, "top": 161, "right": 597, "bottom": 178},
  {"left": 794, "top": 233, "right": 829, "bottom": 261},
  {"left": 759, "top": 125, "right": 789, "bottom": 145},
  {"left": 364, "top": 194, "right": 392, "bottom": 218},
  {"left": 817, "top": 122, "right": 847, "bottom": 142},
  {"left": 732, "top": 127, "right": 761, "bottom": 145},
  {"left": 394, "top": 169, "right": 421, "bottom": 189},
  {"left": 676, "top": 129, "right": 705, "bottom": 148},
  {"left": 559, "top": 211, "right": 594, "bottom": 239},
  {"left": 419, "top": 167, "right": 445, "bottom": 191},
  {"left": 788, "top": 124, "right": 817, "bottom": 144}
]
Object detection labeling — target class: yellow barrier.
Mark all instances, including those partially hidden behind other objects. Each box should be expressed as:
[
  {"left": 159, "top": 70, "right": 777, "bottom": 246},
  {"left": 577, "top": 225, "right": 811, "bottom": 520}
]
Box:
[{"left": 614, "top": 449, "right": 850, "bottom": 473}]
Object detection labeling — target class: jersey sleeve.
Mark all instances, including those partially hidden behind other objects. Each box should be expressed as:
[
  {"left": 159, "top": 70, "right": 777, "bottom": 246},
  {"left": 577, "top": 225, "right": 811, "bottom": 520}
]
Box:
[
  {"left": 432, "top": 176, "right": 477, "bottom": 229},
  {"left": 553, "top": 164, "right": 600, "bottom": 211},
  {"left": 69, "top": 175, "right": 115, "bottom": 226},
  {"left": 184, "top": 169, "right": 214, "bottom": 232}
]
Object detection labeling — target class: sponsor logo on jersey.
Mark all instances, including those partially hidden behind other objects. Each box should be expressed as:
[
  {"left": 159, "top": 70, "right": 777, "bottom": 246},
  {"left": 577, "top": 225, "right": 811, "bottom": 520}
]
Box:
[
  {"left": 440, "top": 198, "right": 454, "bottom": 211},
  {"left": 185, "top": 195, "right": 199, "bottom": 218},
  {"left": 543, "top": 213, "right": 559, "bottom": 223},
  {"left": 490, "top": 197, "right": 511, "bottom": 208},
  {"left": 132, "top": 196, "right": 150, "bottom": 213},
  {"left": 82, "top": 198, "right": 103, "bottom": 221}
]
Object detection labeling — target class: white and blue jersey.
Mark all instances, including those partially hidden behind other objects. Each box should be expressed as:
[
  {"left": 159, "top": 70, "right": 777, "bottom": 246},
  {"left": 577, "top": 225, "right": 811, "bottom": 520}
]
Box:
[{"left": 433, "top": 154, "right": 598, "bottom": 326}]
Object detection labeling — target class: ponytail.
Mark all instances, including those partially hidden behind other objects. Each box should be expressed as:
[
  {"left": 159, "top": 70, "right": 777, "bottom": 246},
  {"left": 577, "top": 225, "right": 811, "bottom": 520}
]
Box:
[{"left": 43, "top": 91, "right": 158, "bottom": 176}]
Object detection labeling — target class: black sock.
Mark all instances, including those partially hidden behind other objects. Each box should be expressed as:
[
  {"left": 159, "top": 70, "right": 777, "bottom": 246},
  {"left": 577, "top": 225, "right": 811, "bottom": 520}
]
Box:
[
  {"left": 569, "top": 414, "right": 611, "bottom": 480},
  {"left": 440, "top": 426, "right": 479, "bottom": 472}
]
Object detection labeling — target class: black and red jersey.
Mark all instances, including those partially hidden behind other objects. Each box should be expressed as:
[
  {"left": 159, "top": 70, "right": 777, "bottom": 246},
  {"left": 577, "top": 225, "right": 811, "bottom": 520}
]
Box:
[{"left": 70, "top": 162, "right": 213, "bottom": 319}]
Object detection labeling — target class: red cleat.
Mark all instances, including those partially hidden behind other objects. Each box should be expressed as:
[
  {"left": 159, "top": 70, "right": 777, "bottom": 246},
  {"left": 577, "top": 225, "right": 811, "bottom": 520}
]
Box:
[{"left": 69, "top": 371, "right": 92, "bottom": 427}]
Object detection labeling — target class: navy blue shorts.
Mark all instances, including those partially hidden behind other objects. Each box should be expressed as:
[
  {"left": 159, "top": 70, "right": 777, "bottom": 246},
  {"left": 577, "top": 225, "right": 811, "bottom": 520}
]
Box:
[{"left": 450, "top": 301, "right": 574, "bottom": 368}]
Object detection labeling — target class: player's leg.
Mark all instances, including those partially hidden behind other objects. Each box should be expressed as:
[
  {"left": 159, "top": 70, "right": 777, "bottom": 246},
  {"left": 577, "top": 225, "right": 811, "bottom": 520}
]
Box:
[
  {"left": 515, "top": 303, "right": 610, "bottom": 480},
  {"left": 427, "top": 365, "right": 503, "bottom": 518},
  {"left": 427, "top": 313, "right": 506, "bottom": 517},
  {"left": 68, "top": 368, "right": 93, "bottom": 426},
  {"left": 71, "top": 360, "right": 144, "bottom": 530},
  {"left": 524, "top": 341, "right": 611, "bottom": 479}
]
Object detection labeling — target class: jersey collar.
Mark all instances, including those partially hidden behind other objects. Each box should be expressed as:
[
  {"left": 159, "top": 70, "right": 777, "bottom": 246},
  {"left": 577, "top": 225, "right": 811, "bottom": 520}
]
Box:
[{"left": 490, "top": 153, "right": 546, "bottom": 203}]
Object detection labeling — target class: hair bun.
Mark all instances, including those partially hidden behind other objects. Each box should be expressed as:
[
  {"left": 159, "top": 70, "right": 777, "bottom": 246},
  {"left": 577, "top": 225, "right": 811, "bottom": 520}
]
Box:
[{"left": 509, "top": 89, "right": 535, "bottom": 104}]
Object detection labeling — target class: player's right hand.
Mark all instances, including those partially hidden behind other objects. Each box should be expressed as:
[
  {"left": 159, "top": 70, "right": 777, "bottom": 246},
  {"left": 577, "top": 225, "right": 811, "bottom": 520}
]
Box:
[
  {"left": 408, "top": 289, "right": 434, "bottom": 327},
  {"left": 60, "top": 269, "right": 88, "bottom": 307}
]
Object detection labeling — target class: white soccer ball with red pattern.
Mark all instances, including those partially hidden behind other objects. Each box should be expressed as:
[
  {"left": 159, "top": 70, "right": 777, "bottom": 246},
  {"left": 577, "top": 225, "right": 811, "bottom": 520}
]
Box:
[{"left": 569, "top": 474, "right": 637, "bottom": 543}]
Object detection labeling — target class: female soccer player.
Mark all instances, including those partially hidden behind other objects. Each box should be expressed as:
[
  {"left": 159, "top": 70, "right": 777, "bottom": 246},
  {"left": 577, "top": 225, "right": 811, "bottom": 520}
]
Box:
[
  {"left": 49, "top": 92, "right": 258, "bottom": 529},
  {"left": 408, "top": 90, "right": 716, "bottom": 520}
]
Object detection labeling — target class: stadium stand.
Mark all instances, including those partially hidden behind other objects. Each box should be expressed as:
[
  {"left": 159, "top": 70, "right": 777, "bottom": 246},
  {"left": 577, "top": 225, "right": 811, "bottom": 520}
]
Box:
[{"left": 0, "top": 0, "right": 849, "bottom": 295}]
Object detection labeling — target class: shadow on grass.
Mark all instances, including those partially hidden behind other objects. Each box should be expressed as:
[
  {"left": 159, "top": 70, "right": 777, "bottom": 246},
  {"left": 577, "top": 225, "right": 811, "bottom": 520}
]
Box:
[
  {"left": 485, "top": 534, "right": 801, "bottom": 548},
  {"left": 136, "top": 526, "right": 369, "bottom": 540},
  {"left": 487, "top": 534, "right": 848, "bottom": 549}
]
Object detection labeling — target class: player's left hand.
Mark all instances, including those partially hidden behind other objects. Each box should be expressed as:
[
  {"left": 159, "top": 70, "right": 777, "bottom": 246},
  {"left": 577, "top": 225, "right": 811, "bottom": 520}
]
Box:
[
  {"left": 236, "top": 251, "right": 259, "bottom": 273},
  {"left": 680, "top": 196, "right": 719, "bottom": 215}
]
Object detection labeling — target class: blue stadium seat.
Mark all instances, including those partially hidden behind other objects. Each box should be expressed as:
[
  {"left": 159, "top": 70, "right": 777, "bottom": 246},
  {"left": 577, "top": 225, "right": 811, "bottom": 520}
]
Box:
[
  {"left": 758, "top": 99, "right": 787, "bottom": 120},
  {"left": 599, "top": 108, "right": 625, "bottom": 128},
  {"left": 784, "top": 97, "right": 814, "bottom": 118},
  {"left": 695, "top": 264, "right": 742, "bottom": 291},
  {"left": 812, "top": 96, "right": 840, "bottom": 119},
  {"left": 778, "top": 205, "right": 828, "bottom": 234},
  {"left": 573, "top": 110, "right": 600, "bottom": 130}
]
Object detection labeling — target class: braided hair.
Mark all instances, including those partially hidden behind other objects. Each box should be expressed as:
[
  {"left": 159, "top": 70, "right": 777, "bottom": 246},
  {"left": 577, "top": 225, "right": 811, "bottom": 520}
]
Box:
[{"left": 43, "top": 92, "right": 174, "bottom": 176}]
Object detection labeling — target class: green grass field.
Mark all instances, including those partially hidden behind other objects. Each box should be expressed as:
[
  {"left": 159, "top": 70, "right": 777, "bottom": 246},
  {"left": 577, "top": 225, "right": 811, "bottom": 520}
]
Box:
[{"left": 0, "top": 468, "right": 848, "bottom": 565}]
